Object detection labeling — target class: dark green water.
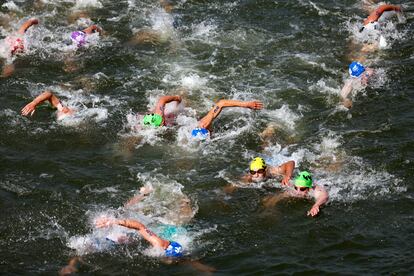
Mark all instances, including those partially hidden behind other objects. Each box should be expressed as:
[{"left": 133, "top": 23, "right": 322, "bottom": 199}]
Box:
[{"left": 1, "top": 0, "right": 413, "bottom": 274}]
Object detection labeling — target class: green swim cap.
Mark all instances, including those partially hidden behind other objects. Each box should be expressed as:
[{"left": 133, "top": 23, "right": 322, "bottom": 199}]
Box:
[
  {"left": 143, "top": 113, "right": 163, "bottom": 127},
  {"left": 294, "top": 171, "right": 312, "bottom": 188}
]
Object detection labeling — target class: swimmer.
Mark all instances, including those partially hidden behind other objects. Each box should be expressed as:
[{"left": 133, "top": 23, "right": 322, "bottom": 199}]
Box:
[
  {"left": 21, "top": 90, "right": 75, "bottom": 120},
  {"left": 71, "top": 25, "right": 103, "bottom": 48},
  {"left": 96, "top": 217, "right": 184, "bottom": 257},
  {"left": 263, "top": 171, "right": 329, "bottom": 217},
  {"left": 142, "top": 95, "right": 182, "bottom": 127},
  {"left": 243, "top": 157, "right": 295, "bottom": 184},
  {"left": 191, "top": 99, "right": 263, "bottom": 139},
  {"left": 1, "top": 18, "right": 39, "bottom": 77},
  {"left": 5, "top": 18, "right": 39, "bottom": 56},
  {"left": 340, "top": 61, "right": 374, "bottom": 108},
  {"left": 358, "top": 4, "right": 403, "bottom": 52},
  {"left": 128, "top": 1, "right": 176, "bottom": 46}
]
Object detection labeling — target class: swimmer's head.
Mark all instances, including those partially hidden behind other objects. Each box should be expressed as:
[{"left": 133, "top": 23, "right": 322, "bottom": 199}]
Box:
[
  {"left": 249, "top": 157, "right": 267, "bottom": 182},
  {"left": 294, "top": 171, "right": 312, "bottom": 188},
  {"left": 191, "top": 127, "right": 209, "bottom": 139},
  {"left": 56, "top": 104, "right": 75, "bottom": 120},
  {"left": 349, "top": 61, "right": 366, "bottom": 78},
  {"left": 165, "top": 241, "right": 183, "bottom": 257},
  {"left": 143, "top": 113, "right": 163, "bottom": 127},
  {"left": 71, "top": 31, "right": 87, "bottom": 47}
]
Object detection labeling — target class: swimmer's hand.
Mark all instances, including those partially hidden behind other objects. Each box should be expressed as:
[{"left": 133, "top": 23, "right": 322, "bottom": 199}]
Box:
[
  {"left": 281, "top": 175, "right": 291, "bottom": 186},
  {"left": 246, "top": 101, "right": 263, "bottom": 110},
  {"left": 21, "top": 101, "right": 37, "bottom": 116},
  {"left": 95, "top": 217, "right": 117, "bottom": 228},
  {"left": 307, "top": 205, "right": 320, "bottom": 217},
  {"left": 29, "top": 18, "right": 39, "bottom": 25},
  {"left": 139, "top": 186, "right": 153, "bottom": 195}
]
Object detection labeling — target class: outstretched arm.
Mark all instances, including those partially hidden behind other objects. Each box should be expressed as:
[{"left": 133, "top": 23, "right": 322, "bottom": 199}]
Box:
[
  {"left": 340, "top": 79, "right": 353, "bottom": 100},
  {"left": 364, "top": 4, "right": 401, "bottom": 25},
  {"left": 96, "top": 218, "right": 170, "bottom": 249},
  {"left": 83, "top": 25, "right": 103, "bottom": 35},
  {"left": 17, "top": 18, "right": 39, "bottom": 35},
  {"left": 307, "top": 185, "right": 329, "bottom": 217},
  {"left": 198, "top": 99, "right": 263, "bottom": 130},
  {"left": 124, "top": 186, "right": 153, "bottom": 207},
  {"left": 269, "top": 160, "right": 295, "bottom": 186},
  {"left": 154, "top": 95, "right": 182, "bottom": 116},
  {"left": 21, "top": 90, "right": 61, "bottom": 116}
]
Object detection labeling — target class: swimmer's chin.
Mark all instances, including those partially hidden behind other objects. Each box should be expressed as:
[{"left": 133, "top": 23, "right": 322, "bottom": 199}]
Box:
[{"left": 252, "top": 176, "right": 265, "bottom": 183}]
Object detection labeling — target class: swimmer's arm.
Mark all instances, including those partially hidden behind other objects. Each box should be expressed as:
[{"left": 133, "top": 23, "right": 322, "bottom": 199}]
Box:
[
  {"left": 117, "top": 219, "right": 169, "bottom": 249},
  {"left": 198, "top": 99, "right": 263, "bottom": 129},
  {"left": 269, "top": 160, "right": 295, "bottom": 186},
  {"left": 17, "top": 18, "right": 39, "bottom": 35},
  {"left": 124, "top": 186, "right": 152, "bottom": 207},
  {"left": 83, "top": 25, "right": 102, "bottom": 35},
  {"left": 262, "top": 192, "right": 288, "bottom": 208},
  {"left": 1, "top": 63, "right": 15, "bottom": 78},
  {"left": 124, "top": 194, "right": 145, "bottom": 207},
  {"left": 21, "top": 90, "right": 62, "bottom": 116},
  {"left": 154, "top": 95, "right": 182, "bottom": 115},
  {"left": 340, "top": 79, "right": 353, "bottom": 100},
  {"left": 307, "top": 185, "right": 329, "bottom": 217},
  {"left": 240, "top": 174, "right": 252, "bottom": 183},
  {"left": 96, "top": 217, "right": 169, "bottom": 249},
  {"left": 364, "top": 4, "right": 401, "bottom": 25}
]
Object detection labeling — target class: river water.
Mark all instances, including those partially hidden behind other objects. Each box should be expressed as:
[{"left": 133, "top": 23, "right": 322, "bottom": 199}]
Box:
[{"left": 0, "top": 0, "right": 413, "bottom": 274}]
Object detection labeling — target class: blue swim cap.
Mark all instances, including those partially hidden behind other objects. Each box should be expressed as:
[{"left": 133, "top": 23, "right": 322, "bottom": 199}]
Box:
[
  {"left": 191, "top": 127, "right": 209, "bottom": 139},
  {"left": 165, "top": 241, "right": 183, "bottom": 257},
  {"left": 349, "top": 61, "right": 365, "bottom": 78}
]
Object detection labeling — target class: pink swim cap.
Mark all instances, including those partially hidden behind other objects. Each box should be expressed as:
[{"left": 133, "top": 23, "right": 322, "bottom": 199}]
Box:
[{"left": 70, "top": 31, "right": 86, "bottom": 47}]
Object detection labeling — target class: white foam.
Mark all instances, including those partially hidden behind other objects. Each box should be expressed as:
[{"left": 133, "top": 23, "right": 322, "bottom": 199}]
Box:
[
  {"left": 73, "top": 0, "right": 103, "bottom": 9},
  {"left": 263, "top": 105, "right": 300, "bottom": 131},
  {"left": 190, "top": 20, "right": 218, "bottom": 41},
  {"left": 180, "top": 73, "right": 208, "bottom": 89},
  {"left": 2, "top": 1, "right": 22, "bottom": 12},
  {"left": 149, "top": 9, "right": 174, "bottom": 33}
]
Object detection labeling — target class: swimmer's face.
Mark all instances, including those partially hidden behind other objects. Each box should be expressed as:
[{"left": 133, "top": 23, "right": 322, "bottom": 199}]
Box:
[
  {"left": 294, "top": 186, "right": 309, "bottom": 195},
  {"left": 250, "top": 169, "right": 266, "bottom": 182}
]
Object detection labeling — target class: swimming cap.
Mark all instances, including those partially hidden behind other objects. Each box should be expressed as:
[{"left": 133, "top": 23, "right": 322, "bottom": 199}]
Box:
[
  {"left": 349, "top": 61, "right": 366, "bottom": 78},
  {"left": 191, "top": 127, "right": 209, "bottom": 139},
  {"left": 249, "top": 157, "right": 266, "bottom": 171},
  {"left": 165, "top": 241, "right": 183, "bottom": 257},
  {"left": 143, "top": 113, "right": 163, "bottom": 127},
  {"left": 71, "top": 31, "right": 86, "bottom": 47},
  {"left": 294, "top": 171, "right": 312, "bottom": 188}
]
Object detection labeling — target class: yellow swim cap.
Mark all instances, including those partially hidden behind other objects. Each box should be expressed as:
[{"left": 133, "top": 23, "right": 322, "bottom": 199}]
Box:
[{"left": 249, "top": 157, "right": 266, "bottom": 171}]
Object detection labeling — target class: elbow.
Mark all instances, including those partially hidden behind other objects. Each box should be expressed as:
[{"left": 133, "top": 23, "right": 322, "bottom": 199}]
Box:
[
  {"left": 215, "top": 99, "right": 225, "bottom": 108},
  {"left": 42, "top": 90, "right": 53, "bottom": 98}
]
